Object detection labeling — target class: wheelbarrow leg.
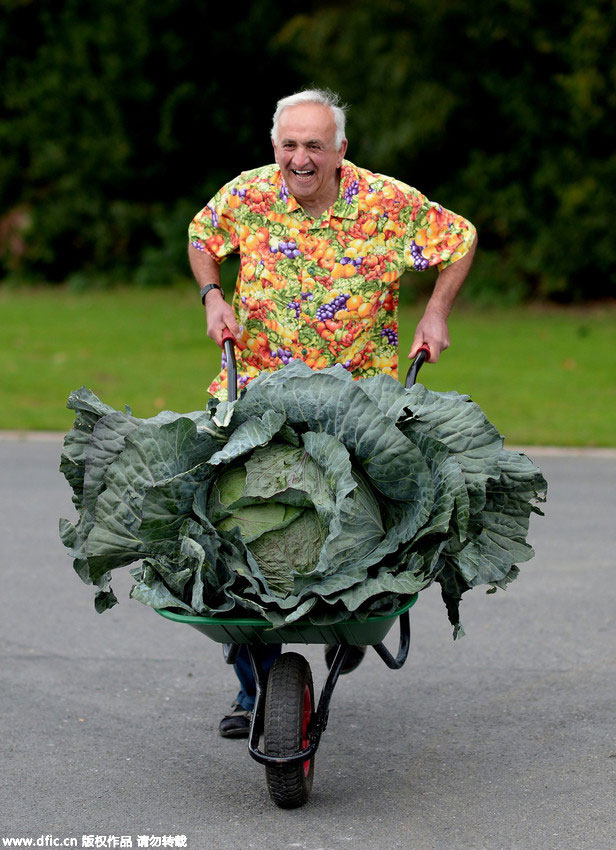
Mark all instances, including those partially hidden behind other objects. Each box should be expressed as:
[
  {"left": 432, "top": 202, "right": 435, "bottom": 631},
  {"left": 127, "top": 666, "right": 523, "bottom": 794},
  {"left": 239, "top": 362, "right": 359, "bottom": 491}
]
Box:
[
  {"left": 371, "top": 609, "right": 411, "bottom": 669},
  {"left": 245, "top": 644, "right": 269, "bottom": 749}
]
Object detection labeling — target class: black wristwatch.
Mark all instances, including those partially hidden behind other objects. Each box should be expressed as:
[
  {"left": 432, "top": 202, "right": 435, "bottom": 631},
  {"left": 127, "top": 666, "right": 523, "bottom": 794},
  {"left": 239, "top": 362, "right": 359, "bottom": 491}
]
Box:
[{"left": 200, "top": 283, "right": 224, "bottom": 304}]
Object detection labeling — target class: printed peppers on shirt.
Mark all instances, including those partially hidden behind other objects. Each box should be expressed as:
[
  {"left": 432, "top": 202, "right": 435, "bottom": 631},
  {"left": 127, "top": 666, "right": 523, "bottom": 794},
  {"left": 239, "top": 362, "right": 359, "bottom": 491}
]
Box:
[{"left": 188, "top": 160, "right": 476, "bottom": 397}]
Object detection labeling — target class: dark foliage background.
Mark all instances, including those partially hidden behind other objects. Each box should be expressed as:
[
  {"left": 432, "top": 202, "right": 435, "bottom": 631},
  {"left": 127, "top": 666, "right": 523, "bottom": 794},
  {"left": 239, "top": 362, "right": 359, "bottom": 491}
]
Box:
[{"left": 1, "top": 0, "right": 614, "bottom": 301}]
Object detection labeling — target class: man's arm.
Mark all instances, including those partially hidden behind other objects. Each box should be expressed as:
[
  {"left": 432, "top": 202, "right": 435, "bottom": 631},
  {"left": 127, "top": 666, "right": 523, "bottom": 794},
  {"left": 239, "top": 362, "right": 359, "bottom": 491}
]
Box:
[
  {"left": 408, "top": 235, "right": 477, "bottom": 363},
  {"left": 188, "top": 244, "right": 241, "bottom": 348}
]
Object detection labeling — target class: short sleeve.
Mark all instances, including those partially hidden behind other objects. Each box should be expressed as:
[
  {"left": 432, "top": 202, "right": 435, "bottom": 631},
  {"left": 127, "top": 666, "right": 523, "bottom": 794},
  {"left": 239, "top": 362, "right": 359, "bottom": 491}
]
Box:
[
  {"left": 188, "top": 180, "right": 241, "bottom": 262},
  {"left": 400, "top": 189, "right": 476, "bottom": 272}
]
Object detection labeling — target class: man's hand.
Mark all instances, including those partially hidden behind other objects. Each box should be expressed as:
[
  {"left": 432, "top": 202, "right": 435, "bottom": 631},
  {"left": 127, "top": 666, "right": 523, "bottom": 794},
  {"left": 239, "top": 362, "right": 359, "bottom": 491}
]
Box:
[
  {"left": 203, "top": 289, "right": 243, "bottom": 348},
  {"left": 409, "top": 306, "right": 450, "bottom": 363}
]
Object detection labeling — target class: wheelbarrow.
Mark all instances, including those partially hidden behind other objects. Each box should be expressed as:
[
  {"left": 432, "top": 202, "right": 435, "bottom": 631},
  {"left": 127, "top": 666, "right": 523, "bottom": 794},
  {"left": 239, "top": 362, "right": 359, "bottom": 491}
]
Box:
[{"left": 156, "top": 335, "right": 430, "bottom": 808}]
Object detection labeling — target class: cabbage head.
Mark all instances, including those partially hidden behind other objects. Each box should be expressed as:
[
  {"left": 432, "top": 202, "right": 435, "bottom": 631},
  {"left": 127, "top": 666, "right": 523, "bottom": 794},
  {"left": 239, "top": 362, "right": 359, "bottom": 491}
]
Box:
[{"left": 59, "top": 362, "right": 546, "bottom": 635}]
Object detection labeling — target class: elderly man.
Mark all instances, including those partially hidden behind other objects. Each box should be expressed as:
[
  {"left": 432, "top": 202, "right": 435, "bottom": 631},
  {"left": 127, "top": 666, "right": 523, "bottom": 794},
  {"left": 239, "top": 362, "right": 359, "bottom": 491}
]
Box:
[{"left": 188, "top": 88, "right": 476, "bottom": 736}]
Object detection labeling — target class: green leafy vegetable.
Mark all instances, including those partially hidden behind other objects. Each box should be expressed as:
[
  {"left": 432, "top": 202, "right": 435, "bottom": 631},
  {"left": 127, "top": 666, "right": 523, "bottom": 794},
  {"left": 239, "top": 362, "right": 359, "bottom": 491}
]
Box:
[{"left": 59, "top": 365, "right": 546, "bottom": 635}]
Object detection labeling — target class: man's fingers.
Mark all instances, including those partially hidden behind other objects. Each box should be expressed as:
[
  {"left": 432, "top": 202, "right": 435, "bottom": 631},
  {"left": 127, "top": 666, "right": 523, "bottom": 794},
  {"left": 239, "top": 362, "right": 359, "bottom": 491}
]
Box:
[
  {"left": 409, "top": 314, "right": 450, "bottom": 363},
  {"left": 409, "top": 336, "right": 429, "bottom": 358},
  {"left": 409, "top": 333, "right": 438, "bottom": 363},
  {"left": 409, "top": 346, "right": 438, "bottom": 363},
  {"left": 224, "top": 321, "right": 245, "bottom": 349},
  {"left": 205, "top": 301, "right": 244, "bottom": 349},
  {"left": 413, "top": 343, "right": 434, "bottom": 362},
  {"left": 220, "top": 305, "right": 243, "bottom": 345}
]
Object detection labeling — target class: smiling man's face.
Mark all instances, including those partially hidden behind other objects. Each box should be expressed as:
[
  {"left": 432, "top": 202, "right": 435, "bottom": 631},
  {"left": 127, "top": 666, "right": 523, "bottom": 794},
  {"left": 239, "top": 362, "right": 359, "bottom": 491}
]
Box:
[{"left": 272, "top": 103, "right": 348, "bottom": 217}]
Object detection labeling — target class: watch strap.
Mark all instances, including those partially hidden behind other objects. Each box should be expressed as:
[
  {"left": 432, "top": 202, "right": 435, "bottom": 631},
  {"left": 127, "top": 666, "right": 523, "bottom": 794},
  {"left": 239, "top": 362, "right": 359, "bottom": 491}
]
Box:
[{"left": 200, "top": 283, "right": 224, "bottom": 304}]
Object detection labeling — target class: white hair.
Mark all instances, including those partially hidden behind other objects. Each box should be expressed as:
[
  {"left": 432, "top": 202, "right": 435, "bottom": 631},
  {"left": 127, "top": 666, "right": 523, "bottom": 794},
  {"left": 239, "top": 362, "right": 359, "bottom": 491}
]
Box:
[{"left": 271, "top": 89, "right": 348, "bottom": 150}]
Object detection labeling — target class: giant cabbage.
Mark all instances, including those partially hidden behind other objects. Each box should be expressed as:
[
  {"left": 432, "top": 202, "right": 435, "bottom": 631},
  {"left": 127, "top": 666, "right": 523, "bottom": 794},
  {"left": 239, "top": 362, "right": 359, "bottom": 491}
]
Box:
[{"left": 59, "top": 362, "right": 546, "bottom": 636}]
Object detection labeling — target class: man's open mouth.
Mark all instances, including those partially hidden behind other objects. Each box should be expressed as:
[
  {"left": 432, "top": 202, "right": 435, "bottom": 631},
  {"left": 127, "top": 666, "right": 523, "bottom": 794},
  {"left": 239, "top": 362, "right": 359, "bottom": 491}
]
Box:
[{"left": 292, "top": 169, "right": 315, "bottom": 178}]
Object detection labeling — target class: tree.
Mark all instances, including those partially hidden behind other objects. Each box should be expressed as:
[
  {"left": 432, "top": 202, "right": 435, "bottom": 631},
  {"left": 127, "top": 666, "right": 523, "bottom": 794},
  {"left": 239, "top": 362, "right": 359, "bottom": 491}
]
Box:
[
  {"left": 0, "top": 0, "right": 304, "bottom": 284},
  {"left": 276, "top": 0, "right": 616, "bottom": 300}
]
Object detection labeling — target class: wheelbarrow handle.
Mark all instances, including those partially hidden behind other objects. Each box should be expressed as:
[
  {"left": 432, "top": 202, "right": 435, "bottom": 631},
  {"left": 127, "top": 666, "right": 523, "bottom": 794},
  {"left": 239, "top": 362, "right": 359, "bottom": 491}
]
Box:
[
  {"left": 405, "top": 345, "right": 431, "bottom": 389},
  {"left": 222, "top": 329, "right": 238, "bottom": 402}
]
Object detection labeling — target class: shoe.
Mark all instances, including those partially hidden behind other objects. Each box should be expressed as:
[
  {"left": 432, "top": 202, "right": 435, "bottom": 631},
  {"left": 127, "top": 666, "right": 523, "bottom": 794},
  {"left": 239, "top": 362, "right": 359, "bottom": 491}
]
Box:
[
  {"left": 324, "top": 644, "right": 367, "bottom": 675},
  {"left": 219, "top": 701, "right": 252, "bottom": 738}
]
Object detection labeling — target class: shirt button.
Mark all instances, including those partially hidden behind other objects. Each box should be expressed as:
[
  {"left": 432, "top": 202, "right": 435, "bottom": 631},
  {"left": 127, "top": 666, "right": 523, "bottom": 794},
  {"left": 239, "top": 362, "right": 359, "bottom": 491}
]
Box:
[{"left": 302, "top": 348, "right": 308, "bottom": 355}]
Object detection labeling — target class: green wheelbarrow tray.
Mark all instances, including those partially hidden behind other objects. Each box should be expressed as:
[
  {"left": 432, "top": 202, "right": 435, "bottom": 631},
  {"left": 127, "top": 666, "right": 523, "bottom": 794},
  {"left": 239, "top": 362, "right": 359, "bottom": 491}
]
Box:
[{"left": 155, "top": 592, "right": 418, "bottom": 646}]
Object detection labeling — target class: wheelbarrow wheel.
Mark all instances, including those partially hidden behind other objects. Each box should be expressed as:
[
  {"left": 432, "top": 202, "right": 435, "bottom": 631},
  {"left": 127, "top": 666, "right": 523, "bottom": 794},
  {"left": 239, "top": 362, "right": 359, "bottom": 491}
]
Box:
[{"left": 264, "top": 652, "right": 315, "bottom": 808}]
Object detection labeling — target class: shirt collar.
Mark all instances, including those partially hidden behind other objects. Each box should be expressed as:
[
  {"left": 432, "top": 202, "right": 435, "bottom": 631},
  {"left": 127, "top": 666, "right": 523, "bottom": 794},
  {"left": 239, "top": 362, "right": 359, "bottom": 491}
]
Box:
[{"left": 275, "top": 161, "right": 359, "bottom": 221}]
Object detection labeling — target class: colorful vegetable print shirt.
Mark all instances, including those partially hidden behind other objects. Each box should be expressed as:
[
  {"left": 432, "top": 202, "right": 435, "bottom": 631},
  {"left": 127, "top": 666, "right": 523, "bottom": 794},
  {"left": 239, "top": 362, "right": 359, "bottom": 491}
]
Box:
[{"left": 188, "top": 160, "right": 476, "bottom": 397}]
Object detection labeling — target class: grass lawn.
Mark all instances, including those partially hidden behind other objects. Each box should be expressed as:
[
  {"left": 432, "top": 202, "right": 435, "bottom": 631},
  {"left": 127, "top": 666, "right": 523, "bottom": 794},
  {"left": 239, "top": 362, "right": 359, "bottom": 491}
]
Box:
[{"left": 1, "top": 286, "right": 614, "bottom": 446}]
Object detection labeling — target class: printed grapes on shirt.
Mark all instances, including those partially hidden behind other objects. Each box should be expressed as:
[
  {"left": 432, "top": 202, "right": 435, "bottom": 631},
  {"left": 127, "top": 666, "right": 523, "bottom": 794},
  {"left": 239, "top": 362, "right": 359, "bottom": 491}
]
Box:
[{"left": 189, "top": 160, "right": 475, "bottom": 397}]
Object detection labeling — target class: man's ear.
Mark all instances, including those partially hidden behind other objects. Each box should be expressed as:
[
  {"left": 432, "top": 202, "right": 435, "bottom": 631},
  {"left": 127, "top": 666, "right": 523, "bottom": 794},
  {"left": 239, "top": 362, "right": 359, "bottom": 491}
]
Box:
[
  {"left": 272, "top": 137, "right": 279, "bottom": 163},
  {"left": 337, "top": 138, "right": 348, "bottom": 166}
]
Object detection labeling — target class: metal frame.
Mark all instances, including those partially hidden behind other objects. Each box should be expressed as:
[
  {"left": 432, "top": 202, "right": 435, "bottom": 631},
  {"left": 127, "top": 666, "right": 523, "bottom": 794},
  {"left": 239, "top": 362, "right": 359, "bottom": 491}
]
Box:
[{"left": 244, "top": 608, "right": 412, "bottom": 767}]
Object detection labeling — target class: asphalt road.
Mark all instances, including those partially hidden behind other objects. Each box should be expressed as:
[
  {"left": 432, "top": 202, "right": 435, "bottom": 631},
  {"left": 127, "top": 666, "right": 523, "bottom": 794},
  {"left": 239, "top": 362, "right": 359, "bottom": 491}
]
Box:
[{"left": 1, "top": 436, "right": 614, "bottom": 850}]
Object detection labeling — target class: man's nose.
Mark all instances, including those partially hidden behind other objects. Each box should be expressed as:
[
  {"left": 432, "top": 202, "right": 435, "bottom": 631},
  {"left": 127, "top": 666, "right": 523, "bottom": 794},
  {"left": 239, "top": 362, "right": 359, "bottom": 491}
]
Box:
[{"left": 291, "top": 146, "right": 311, "bottom": 166}]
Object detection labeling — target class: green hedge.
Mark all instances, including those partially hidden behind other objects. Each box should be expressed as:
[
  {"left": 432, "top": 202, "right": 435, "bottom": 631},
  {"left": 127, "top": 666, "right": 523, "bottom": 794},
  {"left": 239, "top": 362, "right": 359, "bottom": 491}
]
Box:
[{"left": 1, "top": 0, "right": 614, "bottom": 302}]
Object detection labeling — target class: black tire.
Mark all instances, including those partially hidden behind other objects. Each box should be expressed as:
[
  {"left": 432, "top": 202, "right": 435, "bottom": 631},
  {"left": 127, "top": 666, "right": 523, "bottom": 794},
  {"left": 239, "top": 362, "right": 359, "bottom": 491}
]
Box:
[{"left": 264, "top": 652, "right": 315, "bottom": 808}]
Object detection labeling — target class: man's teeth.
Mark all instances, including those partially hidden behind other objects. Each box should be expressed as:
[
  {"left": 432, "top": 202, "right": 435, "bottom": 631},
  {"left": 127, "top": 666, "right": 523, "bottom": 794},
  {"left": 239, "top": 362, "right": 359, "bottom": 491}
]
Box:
[{"left": 293, "top": 170, "right": 314, "bottom": 175}]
